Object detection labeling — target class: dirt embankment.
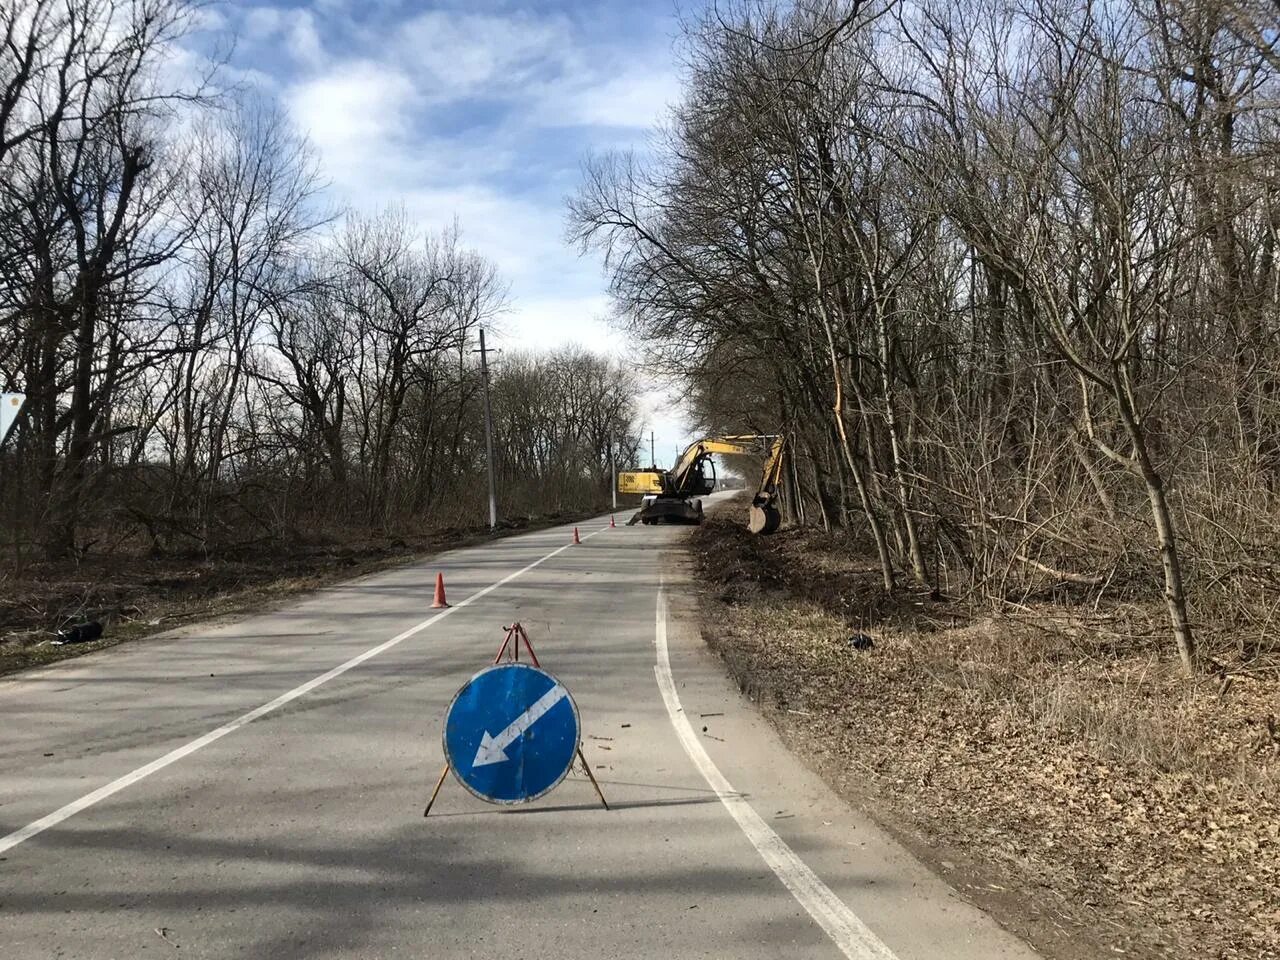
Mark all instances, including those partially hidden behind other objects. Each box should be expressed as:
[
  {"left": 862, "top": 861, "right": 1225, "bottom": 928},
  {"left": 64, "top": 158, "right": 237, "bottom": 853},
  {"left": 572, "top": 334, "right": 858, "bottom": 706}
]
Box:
[
  {"left": 691, "top": 513, "right": 1278, "bottom": 960},
  {"left": 0, "top": 510, "right": 600, "bottom": 677}
]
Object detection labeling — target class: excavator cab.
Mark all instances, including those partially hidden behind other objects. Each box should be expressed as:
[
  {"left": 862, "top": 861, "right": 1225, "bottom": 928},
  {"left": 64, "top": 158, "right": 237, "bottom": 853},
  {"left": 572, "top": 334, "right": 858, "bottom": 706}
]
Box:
[{"left": 681, "top": 458, "right": 716, "bottom": 497}]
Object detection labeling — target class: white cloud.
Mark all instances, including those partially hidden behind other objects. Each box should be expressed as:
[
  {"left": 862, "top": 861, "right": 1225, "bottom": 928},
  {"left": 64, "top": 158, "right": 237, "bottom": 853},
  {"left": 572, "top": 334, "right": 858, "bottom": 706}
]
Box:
[
  {"left": 369, "top": 8, "right": 678, "bottom": 131},
  {"left": 498, "top": 293, "right": 616, "bottom": 354},
  {"left": 190, "top": 6, "right": 229, "bottom": 34},
  {"left": 393, "top": 184, "right": 549, "bottom": 276},
  {"left": 394, "top": 10, "right": 573, "bottom": 99},
  {"left": 636, "top": 387, "right": 693, "bottom": 468},
  {"left": 240, "top": 6, "right": 326, "bottom": 71},
  {"left": 556, "top": 68, "right": 681, "bottom": 129},
  {"left": 285, "top": 11, "right": 325, "bottom": 70},
  {"left": 487, "top": 296, "right": 689, "bottom": 462},
  {"left": 285, "top": 60, "right": 417, "bottom": 185},
  {"left": 243, "top": 6, "right": 284, "bottom": 41},
  {"left": 259, "top": 4, "right": 697, "bottom": 448}
]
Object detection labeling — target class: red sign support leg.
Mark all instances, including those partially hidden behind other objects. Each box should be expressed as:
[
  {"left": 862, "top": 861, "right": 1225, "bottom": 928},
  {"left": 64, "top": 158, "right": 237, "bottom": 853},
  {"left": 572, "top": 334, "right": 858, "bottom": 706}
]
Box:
[
  {"left": 424, "top": 621, "right": 608, "bottom": 816},
  {"left": 491, "top": 622, "right": 541, "bottom": 666}
]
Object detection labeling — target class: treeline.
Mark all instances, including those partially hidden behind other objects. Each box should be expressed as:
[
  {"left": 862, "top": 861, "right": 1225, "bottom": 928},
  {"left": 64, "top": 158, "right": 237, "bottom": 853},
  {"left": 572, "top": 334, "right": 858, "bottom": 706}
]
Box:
[
  {"left": 0, "top": 0, "right": 641, "bottom": 563},
  {"left": 571, "top": 0, "right": 1280, "bottom": 672}
]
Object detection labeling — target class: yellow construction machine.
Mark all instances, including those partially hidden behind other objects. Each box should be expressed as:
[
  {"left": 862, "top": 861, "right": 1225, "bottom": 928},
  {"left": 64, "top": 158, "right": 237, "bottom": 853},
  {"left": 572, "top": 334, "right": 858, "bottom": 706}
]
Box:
[{"left": 618, "top": 434, "right": 786, "bottom": 534}]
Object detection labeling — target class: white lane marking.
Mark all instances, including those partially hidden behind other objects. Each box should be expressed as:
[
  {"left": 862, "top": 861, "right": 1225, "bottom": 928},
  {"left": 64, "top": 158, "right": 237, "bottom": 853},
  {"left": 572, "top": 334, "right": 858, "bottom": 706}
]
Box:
[
  {"left": 654, "top": 584, "right": 899, "bottom": 960},
  {"left": 473, "top": 683, "right": 568, "bottom": 767},
  {"left": 0, "top": 526, "right": 606, "bottom": 856}
]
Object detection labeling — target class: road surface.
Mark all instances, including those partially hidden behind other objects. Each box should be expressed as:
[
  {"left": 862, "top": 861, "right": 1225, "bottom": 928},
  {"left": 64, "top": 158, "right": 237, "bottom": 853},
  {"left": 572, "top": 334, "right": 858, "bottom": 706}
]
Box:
[{"left": 0, "top": 503, "right": 1040, "bottom": 959}]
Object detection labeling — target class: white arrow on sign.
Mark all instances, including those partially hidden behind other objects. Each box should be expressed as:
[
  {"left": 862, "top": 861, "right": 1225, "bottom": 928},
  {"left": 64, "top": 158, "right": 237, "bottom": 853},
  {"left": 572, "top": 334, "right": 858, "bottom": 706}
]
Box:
[
  {"left": 472, "top": 683, "right": 569, "bottom": 767},
  {"left": 0, "top": 393, "right": 24, "bottom": 447}
]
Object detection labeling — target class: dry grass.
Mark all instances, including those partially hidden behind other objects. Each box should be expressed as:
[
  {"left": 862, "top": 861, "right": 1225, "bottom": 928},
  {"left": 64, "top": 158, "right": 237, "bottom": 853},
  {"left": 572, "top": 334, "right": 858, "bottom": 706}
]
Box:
[
  {"left": 0, "top": 509, "right": 598, "bottom": 676},
  {"left": 691, "top": 514, "right": 1280, "bottom": 960},
  {"left": 898, "top": 618, "right": 1277, "bottom": 794}
]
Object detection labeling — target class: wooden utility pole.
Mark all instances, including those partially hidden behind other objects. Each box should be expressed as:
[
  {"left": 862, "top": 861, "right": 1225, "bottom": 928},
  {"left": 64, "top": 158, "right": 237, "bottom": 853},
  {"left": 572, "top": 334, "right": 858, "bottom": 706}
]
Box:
[{"left": 473, "top": 329, "right": 498, "bottom": 530}]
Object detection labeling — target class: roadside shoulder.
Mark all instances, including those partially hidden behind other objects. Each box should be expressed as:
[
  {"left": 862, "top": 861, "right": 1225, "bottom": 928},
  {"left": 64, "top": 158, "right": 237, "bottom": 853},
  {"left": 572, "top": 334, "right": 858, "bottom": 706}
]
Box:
[
  {"left": 682, "top": 516, "right": 1279, "bottom": 960},
  {"left": 659, "top": 546, "right": 1042, "bottom": 960}
]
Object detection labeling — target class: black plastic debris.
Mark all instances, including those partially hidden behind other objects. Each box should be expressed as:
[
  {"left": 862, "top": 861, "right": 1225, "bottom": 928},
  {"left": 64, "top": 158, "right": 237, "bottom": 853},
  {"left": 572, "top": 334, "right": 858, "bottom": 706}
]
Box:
[
  {"left": 848, "top": 632, "right": 875, "bottom": 651},
  {"left": 54, "top": 621, "right": 103, "bottom": 645}
]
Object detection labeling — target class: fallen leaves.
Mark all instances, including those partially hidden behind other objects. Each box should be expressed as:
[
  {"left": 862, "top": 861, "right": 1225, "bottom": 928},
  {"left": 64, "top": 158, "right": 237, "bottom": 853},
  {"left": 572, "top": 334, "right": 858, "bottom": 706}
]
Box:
[{"left": 692, "top": 517, "right": 1280, "bottom": 960}]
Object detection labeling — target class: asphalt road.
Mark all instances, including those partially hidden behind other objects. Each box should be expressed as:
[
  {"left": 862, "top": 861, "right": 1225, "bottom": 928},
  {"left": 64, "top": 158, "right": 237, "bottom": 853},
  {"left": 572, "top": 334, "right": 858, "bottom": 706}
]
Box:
[{"left": 0, "top": 501, "right": 1040, "bottom": 959}]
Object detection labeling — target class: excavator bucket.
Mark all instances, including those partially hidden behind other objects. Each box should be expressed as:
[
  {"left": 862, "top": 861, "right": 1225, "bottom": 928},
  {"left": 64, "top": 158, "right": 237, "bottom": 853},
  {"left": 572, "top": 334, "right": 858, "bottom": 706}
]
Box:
[{"left": 748, "top": 502, "right": 781, "bottom": 535}]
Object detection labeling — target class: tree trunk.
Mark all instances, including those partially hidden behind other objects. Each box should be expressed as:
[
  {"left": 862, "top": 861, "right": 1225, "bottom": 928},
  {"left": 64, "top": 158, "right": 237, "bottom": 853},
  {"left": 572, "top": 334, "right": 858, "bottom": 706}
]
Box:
[
  {"left": 878, "top": 304, "right": 928, "bottom": 584},
  {"left": 1113, "top": 375, "right": 1197, "bottom": 674}
]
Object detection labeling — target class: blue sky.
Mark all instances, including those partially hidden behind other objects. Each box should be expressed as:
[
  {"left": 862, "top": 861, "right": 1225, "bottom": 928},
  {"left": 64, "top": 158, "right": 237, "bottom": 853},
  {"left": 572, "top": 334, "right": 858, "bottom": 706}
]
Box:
[{"left": 198, "top": 0, "right": 697, "bottom": 463}]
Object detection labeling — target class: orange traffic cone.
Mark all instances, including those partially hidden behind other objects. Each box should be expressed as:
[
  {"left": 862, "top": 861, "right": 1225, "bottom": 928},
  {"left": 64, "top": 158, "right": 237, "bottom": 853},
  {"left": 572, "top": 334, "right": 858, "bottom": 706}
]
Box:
[
  {"left": 431, "top": 572, "right": 450, "bottom": 609},
  {"left": 610, "top": 515, "right": 616, "bottom": 528},
  {"left": 573, "top": 526, "right": 581, "bottom": 544}
]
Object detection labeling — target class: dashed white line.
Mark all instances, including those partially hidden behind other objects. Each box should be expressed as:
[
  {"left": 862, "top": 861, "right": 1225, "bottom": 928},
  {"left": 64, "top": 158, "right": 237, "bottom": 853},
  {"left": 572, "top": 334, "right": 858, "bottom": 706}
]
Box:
[{"left": 0, "top": 526, "right": 604, "bottom": 856}]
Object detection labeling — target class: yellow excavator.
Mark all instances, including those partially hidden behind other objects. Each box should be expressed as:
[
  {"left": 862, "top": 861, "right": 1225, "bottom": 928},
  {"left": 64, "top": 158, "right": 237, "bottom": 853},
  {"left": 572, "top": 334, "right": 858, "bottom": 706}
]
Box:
[{"left": 618, "top": 435, "right": 786, "bottom": 534}]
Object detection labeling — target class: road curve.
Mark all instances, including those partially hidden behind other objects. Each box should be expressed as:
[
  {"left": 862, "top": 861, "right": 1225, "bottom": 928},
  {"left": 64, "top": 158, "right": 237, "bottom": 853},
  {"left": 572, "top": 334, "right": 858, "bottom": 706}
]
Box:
[{"left": 0, "top": 504, "right": 1040, "bottom": 959}]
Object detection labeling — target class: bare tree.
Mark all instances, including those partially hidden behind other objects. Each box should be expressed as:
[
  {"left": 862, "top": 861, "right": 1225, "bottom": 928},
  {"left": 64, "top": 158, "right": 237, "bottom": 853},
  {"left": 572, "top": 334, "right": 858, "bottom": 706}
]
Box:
[{"left": 572, "top": 0, "right": 1280, "bottom": 673}]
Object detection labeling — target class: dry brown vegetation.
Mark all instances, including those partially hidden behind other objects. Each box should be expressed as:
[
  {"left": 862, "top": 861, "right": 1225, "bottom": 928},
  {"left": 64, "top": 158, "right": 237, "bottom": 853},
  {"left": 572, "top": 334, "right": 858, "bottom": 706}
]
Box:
[
  {"left": 575, "top": 5, "right": 1280, "bottom": 944},
  {"left": 572, "top": 0, "right": 1280, "bottom": 677},
  {"left": 692, "top": 512, "right": 1278, "bottom": 960},
  {"left": 0, "top": 508, "right": 600, "bottom": 676},
  {"left": 0, "top": 0, "right": 643, "bottom": 574}
]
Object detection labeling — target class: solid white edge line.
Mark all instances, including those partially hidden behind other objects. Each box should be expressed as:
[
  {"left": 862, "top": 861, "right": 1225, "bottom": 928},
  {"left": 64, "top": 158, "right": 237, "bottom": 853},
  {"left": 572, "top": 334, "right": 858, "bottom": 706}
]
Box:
[
  {"left": 0, "top": 525, "right": 606, "bottom": 856},
  {"left": 654, "top": 581, "right": 899, "bottom": 960}
]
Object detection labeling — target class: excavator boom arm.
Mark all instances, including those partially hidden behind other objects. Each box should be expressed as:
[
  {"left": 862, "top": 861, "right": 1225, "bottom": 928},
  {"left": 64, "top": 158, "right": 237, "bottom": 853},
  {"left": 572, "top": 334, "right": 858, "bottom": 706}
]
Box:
[
  {"left": 670, "top": 434, "right": 781, "bottom": 493},
  {"left": 748, "top": 436, "right": 786, "bottom": 534}
]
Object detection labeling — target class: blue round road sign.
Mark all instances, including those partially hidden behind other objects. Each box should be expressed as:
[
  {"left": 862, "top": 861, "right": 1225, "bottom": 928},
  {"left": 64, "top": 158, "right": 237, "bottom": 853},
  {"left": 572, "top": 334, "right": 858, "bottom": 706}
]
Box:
[{"left": 443, "top": 663, "right": 580, "bottom": 804}]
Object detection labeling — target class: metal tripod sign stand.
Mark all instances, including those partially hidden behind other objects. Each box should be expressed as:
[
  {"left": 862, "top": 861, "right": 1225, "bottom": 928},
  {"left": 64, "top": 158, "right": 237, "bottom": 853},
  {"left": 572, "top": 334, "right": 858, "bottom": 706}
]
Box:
[{"left": 424, "top": 622, "right": 609, "bottom": 816}]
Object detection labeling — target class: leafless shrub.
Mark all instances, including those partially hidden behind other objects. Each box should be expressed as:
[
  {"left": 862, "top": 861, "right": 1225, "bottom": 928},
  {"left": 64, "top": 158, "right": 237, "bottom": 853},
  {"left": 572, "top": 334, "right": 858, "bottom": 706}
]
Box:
[
  {"left": 571, "top": 0, "right": 1280, "bottom": 674},
  {"left": 0, "top": 2, "right": 644, "bottom": 566}
]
